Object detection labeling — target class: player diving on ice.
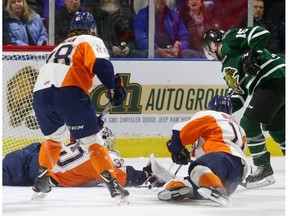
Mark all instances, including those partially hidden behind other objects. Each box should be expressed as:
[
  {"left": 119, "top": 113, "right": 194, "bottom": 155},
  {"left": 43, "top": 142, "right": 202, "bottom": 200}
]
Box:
[
  {"left": 3, "top": 127, "right": 173, "bottom": 190},
  {"left": 32, "top": 12, "right": 127, "bottom": 204},
  {"left": 157, "top": 96, "right": 250, "bottom": 206}
]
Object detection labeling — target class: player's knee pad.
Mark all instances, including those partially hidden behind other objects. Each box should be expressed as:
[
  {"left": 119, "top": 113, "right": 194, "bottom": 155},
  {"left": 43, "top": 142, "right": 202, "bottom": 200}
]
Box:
[
  {"left": 189, "top": 165, "right": 212, "bottom": 187},
  {"left": 44, "top": 125, "right": 68, "bottom": 143},
  {"left": 79, "top": 132, "right": 104, "bottom": 153},
  {"left": 240, "top": 116, "right": 262, "bottom": 137}
]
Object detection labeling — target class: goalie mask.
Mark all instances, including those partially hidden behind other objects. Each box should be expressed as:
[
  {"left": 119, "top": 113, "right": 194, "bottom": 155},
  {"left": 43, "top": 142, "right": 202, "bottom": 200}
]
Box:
[
  {"left": 70, "top": 12, "right": 97, "bottom": 36},
  {"left": 202, "top": 29, "right": 224, "bottom": 60},
  {"left": 101, "top": 127, "right": 115, "bottom": 150},
  {"left": 207, "top": 95, "right": 233, "bottom": 115}
]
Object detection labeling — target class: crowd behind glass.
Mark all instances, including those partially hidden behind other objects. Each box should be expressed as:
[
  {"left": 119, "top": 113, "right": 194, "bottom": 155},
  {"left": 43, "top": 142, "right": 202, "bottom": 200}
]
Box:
[{"left": 3, "top": 0, "right": 285, "bottom": 58}]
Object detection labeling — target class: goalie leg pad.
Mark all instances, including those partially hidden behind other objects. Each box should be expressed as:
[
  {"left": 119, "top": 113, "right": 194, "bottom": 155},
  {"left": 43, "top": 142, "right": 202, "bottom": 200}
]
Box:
[{"left": 150, "top": 153, "right": 174, "bottom": 183}]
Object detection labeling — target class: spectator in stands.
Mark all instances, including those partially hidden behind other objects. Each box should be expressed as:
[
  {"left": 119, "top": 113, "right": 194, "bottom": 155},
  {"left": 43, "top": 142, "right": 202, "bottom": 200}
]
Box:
[
  {"left": 134, "top": 0, "right": 200, "bottom": 58},
  {"left": 203, "top": 0, "right": 247, "bottom": 31},
  {"left": 43, "top": 0, "right": 65, "bottom": 28},
  {"left": 83, "top": 0, "right": 101, "bottom": 20},
  {"left": 4, "top": 0, "right": 48, "bottom": 46},
  {"left": 253, "top": 0, "right": 281, "bottom": 56},
  {"left": 3, "top": 10, "right": 15, "bottom": 45},
  {"left": 84, "top": 0, "right": 135, "bottom": 25},
  {"left": 96, "top": 0, "right": 146, "bottom": 58},
  {"left": 134, "top": 0, "right": 176, "bottom": 14},
  {"left": 26, "top": 0, "right": 45, "bottom": 18},
  {"left": 55, "top": 0, "right": 82, "bottom": 45},
  {"left": 179, "top": 0, "right": 217, "bottom": 58}
]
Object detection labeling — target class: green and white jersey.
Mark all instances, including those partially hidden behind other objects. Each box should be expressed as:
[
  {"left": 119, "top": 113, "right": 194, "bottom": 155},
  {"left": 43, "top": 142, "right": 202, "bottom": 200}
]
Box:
[{"left": 220, "top": 26, "right": 285, "bottom": 111}]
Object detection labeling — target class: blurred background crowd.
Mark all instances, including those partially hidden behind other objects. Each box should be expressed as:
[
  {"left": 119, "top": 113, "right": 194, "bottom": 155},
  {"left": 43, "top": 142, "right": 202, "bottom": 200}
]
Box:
[{"left": 2, "top": 0, "right": 285, "bottom": 58}]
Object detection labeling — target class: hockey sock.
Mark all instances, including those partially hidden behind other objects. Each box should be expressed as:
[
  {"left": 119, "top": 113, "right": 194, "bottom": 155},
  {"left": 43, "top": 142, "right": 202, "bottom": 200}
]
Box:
[
  {"left": 269, "top": 128, "right": 285, "bottom": 155},
  {"left": 190, "top": 165, "right": 225, "bottom": 190},
  {"left": 240, "top": 116, "right": 270, "bottom": 166},
  {"left": 198, "top": 173, "right": 225, "bottom": 190},
  {"left": 39, "top": 139, "right": 62, "bottom": 172},
  {"left": 89, "top": 144, "right": 116, "bottom": 178}
]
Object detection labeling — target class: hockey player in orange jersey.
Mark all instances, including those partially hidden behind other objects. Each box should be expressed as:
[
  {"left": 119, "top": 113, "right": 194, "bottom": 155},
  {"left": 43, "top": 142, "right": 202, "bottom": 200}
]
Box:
[
  {"left": 32, "top": 12, "right": 127, "bottom": 203},
  {"left": 158, "top": 95, "right": 250, "bottom": 206},
  {"left": 3, "top": 127, "right": 172, "bottom": 189}
]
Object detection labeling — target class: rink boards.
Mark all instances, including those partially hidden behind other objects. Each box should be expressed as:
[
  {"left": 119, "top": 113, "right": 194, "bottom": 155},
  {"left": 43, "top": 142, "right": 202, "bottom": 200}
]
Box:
[{"left": 2, "top": 57, "right": 282, "bottom": 156}]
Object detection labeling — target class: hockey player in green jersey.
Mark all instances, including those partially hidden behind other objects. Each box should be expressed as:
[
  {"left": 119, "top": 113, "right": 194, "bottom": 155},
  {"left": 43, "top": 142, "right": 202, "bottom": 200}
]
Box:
[{"left": 202, "top": 26, "right": 285, "bottom": 189}]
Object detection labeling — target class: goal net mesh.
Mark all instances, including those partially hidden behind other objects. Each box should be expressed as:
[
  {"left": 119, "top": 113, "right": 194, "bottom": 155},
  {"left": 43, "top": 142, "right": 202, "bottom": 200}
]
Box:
[{"left": 3, "top": 50, "right": 51, "bottom": 156}]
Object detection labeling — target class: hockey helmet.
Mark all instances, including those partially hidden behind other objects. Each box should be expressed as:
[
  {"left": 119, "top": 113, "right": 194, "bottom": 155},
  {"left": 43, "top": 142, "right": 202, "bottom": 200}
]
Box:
[
  {"left": 101, "top": 127, "right": 115, "bottom": 150},
  {"left": 70, "top": 12, "right": 97, "bottom": 36},
  {"left": 202, "top": 29, "right": 224, "bottom": 60},
  {"left": 207, "top": 95, "right": 233, "bottom": 115}
]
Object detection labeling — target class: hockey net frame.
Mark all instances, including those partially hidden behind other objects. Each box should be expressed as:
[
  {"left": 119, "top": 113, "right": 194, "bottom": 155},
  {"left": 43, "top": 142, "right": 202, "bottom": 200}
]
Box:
[{"left": 2, "top": 46, "right": 56, "bottom": 156}]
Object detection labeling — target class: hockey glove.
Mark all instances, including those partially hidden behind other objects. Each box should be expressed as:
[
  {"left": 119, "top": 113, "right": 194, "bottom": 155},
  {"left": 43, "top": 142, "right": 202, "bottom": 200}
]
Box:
[
  {"left": 242, "top": 50, "right": 261, "bottom": 77},
  {"left": 107, "top": 74, "right": 126, "bottom": 106},
  {"left": 171, "top": 148, "right": 191, "bottom": 165}
]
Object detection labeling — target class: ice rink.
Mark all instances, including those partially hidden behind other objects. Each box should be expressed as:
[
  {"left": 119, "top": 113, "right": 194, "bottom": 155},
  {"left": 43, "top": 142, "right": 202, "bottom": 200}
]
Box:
[{"left": 2, "top": 156, "right": 286, "bottom": 216}]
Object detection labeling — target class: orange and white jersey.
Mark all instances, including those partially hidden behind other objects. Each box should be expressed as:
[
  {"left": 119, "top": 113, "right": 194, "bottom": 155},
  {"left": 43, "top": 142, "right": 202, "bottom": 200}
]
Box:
[
  {"left": 33, "top": 34, "right": 110, "bottom": 94},
  {"left": 172, "top": 110, "right": 248, "bottom": 166},
  {"left": 50, "top": 143, "right": 127, "bottom": 187}
]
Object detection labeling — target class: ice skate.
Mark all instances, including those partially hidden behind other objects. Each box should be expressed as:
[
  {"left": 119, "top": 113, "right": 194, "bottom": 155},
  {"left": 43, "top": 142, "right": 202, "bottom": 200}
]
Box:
[
  {"left": 241, "top": 161, "right": 276, "bottom": 189},
  {"left": 158, "top": 186, "right": 193, "bottom": 201},
  {"left": 197, "top": 186, "right": 229, "bottom": 206},
  {"left": 31, "top": 167, "right": 52, "bottom": 200},
  {"left": 158, "top": 180, "right": 193, "bottom": 201},
  {"left": 101, "top": 171, "right": 129, "bottom": 205}
]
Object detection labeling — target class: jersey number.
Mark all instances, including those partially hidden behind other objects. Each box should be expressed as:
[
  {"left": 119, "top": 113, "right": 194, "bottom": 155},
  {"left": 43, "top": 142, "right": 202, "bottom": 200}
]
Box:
[
  {"left": 46, "top": 44, "right": 74, "bottom": 66},
  {"left": 56, "top": 147, "right": 85, "bottom": 167}
]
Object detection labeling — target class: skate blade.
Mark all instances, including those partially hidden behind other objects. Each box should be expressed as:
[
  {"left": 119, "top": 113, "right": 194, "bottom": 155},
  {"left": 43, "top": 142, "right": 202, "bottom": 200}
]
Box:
[
  {"left": 197, "top": 187, "right": 229, "bottom": 206},
  {"left": 114, "top": 195, "right": 130, "bottom": 205},
  {"left": 240, "top": 175, "right": 276, "bottom": 189},
  {"left": 31, "top": 191, "right": 48, "bottom": 200},
  {"left": 158, "top": 186, "right": 192, "bottom": 201}
]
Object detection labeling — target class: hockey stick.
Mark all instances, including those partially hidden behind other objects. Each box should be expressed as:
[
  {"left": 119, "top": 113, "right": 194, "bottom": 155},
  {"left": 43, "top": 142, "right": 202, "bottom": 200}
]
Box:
[
  {"left": 227, "top": 74, "right": 248, "bottom": 98},
  {"left": 173, "top": 143, "right": 196, "bottom": 177},
  {"left": 98, "top": 102, "right": 112, "bottom": 120}
]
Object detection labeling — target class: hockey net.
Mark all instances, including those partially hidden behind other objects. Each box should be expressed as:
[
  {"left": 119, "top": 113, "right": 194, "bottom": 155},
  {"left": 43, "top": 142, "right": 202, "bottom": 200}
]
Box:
[{"left": 2, "top": 46, "right": 56, "bottom": 156}]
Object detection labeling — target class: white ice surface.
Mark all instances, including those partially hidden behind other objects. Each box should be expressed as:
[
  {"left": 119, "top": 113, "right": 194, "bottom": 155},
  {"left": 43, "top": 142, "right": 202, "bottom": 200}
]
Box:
[{"left": 2, "top": 157, "right": 286, "bottom": 216}]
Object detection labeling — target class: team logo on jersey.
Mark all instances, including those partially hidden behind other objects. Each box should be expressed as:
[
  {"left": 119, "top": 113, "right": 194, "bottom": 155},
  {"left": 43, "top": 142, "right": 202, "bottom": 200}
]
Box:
[{"left": 223, "top": 67, "right": 244, "bottom": 94}]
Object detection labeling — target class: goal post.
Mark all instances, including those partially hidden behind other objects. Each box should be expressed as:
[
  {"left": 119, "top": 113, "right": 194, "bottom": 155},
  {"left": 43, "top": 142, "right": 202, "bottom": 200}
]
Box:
[{"left": 2, "top": 46, "right": 55, "bottom": 156}]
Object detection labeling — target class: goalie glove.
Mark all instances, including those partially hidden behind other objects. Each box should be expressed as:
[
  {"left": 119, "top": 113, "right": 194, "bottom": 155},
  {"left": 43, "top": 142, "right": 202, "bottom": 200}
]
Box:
[
  {"left": 107, "top": 74, "right": 126, "bottom": 106},
  {"left": 171, "top": 148, "right": 191, "bottom": 165},
  {"left": 242, "top": 50, "right": 261, "bottom": 77}
]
